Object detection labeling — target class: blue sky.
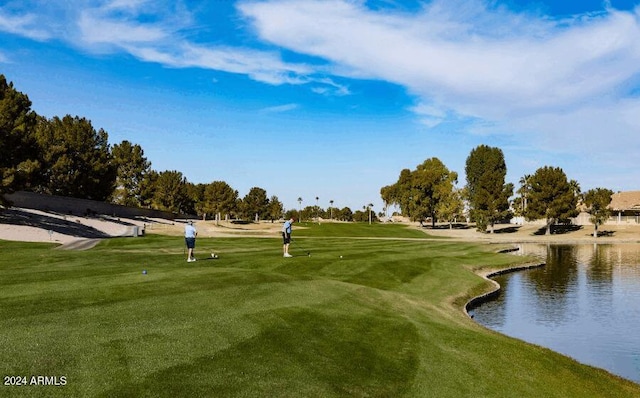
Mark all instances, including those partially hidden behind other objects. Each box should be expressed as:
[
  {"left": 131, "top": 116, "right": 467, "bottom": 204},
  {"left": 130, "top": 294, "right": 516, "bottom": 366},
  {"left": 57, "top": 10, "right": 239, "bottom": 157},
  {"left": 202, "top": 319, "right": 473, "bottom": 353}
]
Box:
[{"left": 1, "top": 0, "right": 639, "bottom": 214}]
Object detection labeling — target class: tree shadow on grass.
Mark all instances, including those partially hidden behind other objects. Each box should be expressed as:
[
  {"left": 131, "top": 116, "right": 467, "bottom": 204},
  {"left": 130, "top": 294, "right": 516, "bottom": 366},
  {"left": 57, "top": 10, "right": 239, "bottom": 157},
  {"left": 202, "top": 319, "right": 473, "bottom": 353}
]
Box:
[
  {"left": 492, "top": 225, "right": 521, "bottom": 234},
  {"left": 533, "top": 224, "right": 583, "bottom": 235},
  {"left": 0, "top": 208, "right": 121, "bottom": 239},
  {"left": 422, "top": 223, "right": 471, "bottom": 230}
]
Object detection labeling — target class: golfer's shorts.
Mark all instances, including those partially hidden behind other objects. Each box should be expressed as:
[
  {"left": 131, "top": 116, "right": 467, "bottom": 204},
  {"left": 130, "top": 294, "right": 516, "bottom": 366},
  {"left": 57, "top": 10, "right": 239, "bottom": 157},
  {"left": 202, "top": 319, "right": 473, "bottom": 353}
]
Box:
[
  {"left": 185, "top": 237, "right": 196, "bottom": 249},
  {"left": 282, "top": 233, "right": 291, "bottom": 244}
]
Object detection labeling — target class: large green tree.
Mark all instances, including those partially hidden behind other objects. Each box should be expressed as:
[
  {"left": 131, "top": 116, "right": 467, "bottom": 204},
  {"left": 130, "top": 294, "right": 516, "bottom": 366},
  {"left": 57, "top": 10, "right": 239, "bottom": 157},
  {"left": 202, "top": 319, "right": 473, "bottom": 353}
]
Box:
[
  {"left": 151, "top": 170, "right": 189, "bottom": 214},
  {"left": 382, "top": 158, "right": 458, "bottom": 226},
  {"left": 139, "top": 170, "right": 159, "bottom": 209},
  {"left": 267, "top": 195, "right": 284, "bottom": 222},
  {"left": 241, "top": 187, "right": 269, "bottom": 221},
  {"left": 583, "top": 188, "right": 614, "bottom": 238},
  {"left": 182, "top": 182, "right": 199, "bottom": 217},
  {"left": 353, "top": 205, "right": 379, "bottom": 223},
  {"left": 202, "top": 180, "right": 239, "bottom": 220},
  {"left": 0, "top": 75, "right": 39, "bottom": 206},
  {"left": 299, "top": 205, "right": 317, "bottom": 222},
  {"left": 381, "top": 168, "right": 412, "bottom": 218},
  {"left": 465, "top": 145, "right": 513, "bottom": 232},
  {"left": 525, "top": 166, "right": 579, "bottom": 235},
  {"left": 380, "top": 183, "right": 398, "bottom": 219},
  {"left": 183, "top": 182, "right": 202, "bottom": 218},
  {"left": 110, "top": 140, "right": 151, "bottom": 207},
  {"left": 436, "top": 187, "right": 465, "bottom": 228},
  {"left": 35, "top": 115, "right": 116, "bottom": 201},
  {"left": 334, "top": 206, "right": 353, "bottom": 221}
]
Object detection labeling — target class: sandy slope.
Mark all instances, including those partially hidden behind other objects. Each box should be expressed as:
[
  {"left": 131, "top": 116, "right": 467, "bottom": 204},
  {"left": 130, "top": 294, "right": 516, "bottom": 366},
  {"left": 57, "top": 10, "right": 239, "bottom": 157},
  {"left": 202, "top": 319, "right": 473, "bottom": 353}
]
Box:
[
  {"left": 0, "top": 208, "right": 285, "bottom": 249},
  {"left": 0, "top": 207, "right": 151, "bottom": 247}
]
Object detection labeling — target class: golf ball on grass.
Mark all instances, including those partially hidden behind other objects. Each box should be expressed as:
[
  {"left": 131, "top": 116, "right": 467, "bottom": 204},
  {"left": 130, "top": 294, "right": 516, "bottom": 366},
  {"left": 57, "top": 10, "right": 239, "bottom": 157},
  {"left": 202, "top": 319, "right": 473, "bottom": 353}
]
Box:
[{"left": 142, "top": 270, "right": 147, "bottom": 274}]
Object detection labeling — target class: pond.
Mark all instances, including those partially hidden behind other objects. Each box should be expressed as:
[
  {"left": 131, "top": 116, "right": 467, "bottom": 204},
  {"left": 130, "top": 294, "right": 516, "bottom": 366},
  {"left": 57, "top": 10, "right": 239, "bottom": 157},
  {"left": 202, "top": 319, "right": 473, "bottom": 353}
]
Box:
[{"left": 469, "top": 243, "right": 640, "bottom": 384}]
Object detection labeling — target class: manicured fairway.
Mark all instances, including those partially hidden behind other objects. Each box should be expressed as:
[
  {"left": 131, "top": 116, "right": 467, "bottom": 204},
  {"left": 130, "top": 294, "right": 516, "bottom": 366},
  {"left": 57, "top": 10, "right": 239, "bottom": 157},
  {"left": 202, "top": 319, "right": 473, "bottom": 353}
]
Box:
[{"left": 1, "top": 224, "right": 638, "bottom": 397}]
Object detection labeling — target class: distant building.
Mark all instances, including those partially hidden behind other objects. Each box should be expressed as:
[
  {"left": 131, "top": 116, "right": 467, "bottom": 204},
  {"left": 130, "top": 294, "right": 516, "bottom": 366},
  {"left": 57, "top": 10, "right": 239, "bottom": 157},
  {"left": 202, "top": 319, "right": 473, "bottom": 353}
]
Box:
[
  {"left": 512, "top": 190, "right": 640, "bottom": 226},
  {"left": 608, "top": 191, "right": 640, "bottom": 224}
]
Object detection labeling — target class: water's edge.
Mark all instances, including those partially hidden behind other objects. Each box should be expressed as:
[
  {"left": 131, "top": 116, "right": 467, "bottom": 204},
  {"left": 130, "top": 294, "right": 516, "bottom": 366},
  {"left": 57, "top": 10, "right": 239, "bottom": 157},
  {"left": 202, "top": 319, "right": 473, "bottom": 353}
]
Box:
[
  {"left": 463, "top": 244, "right": 640, "bottom": 386},
  {"left": 464, "top": 256, "right": 545, "bottom": 317}
]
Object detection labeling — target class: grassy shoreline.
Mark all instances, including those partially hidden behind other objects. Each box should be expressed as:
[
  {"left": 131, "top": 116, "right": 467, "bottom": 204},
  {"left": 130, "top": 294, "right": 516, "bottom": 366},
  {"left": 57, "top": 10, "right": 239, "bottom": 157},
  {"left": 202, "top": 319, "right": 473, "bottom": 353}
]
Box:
[{"left": 1, "top": 223, "right": 638, "bottom": 397}]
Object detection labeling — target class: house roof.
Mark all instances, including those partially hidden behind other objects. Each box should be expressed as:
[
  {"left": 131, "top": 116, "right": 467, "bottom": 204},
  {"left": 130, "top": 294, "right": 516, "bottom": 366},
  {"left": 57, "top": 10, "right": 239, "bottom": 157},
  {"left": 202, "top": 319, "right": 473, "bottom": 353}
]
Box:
[{"left": 609, "top": 191, "right": 640, "bottom": 211}]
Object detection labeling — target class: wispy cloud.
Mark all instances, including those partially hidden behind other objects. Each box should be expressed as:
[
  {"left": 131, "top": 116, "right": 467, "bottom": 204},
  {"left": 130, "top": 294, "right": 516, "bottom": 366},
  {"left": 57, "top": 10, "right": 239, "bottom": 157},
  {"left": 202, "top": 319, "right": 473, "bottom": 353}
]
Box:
[
  {"left": 260, "top": 103, "right": 299, "bottom": 113},
  {"left": 409, "top": 102, "right": 448, "bottom": 127},
  {"left": 311, "top": 77, "right": 350, "bottom": 96},
  {"left": 0, "top": 7, "right": 51, "bottom": 40},
  {"left": 240, "top": 0, "right": 640, "bottom": 112},
  {"left": 0, "top": 1, "right": 350, "bottom": 95},
  {"left": 78, "top": 10, "right": 169, "bottom": 48},
  {"left": 72, "top": 1, "right": 343, "bottom": 92},
  {"left": 74, "top": 0, "right": 189, "bottom": 55},
  {"left": 121, "top": 41, "right": 316, "bottom": 86},
  {"left": 239, "top": 0, "right": 640, "bottom": 164}
]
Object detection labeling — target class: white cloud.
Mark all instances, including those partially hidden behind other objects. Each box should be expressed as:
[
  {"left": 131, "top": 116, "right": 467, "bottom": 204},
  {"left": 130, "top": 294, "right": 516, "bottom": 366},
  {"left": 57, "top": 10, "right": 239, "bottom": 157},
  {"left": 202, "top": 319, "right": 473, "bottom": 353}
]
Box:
[
  {"left": 78, "top": 11, "right": 168, "bottom": 47},
  {"left": 75, "top": 1, "right": 177, "bottom": 52},
  {"left": 0, "top": 8, "right": 51, "bottom": 40},
  {"left": 239, "top": 0, "right": 640, "bottom": 185},
  {"left": 476, "top": 100, "right": 640, "bottom": 153},
  {"left": 260, "top": 103, "right": 299, "bottom": 113},
  {"left": 102, "top": 0, "right": 151, "bottom": 12},
  {"left": 73, "top": 1, "right": 341, "bottom": 89},
  {"left": 0, "top": 1, "right": 355, "bottom": 94},
  {"left": 239, "top": 0, "right": 640, "bottom": 113},
  {"left": 129, "top": 43, "right": 315, "bottom": 86},
  {"left": 409, "top": 102, "right": 448, "bottom": 127},
  {"left": 311, "top": 77, "right": 350, "bottom": 96}
]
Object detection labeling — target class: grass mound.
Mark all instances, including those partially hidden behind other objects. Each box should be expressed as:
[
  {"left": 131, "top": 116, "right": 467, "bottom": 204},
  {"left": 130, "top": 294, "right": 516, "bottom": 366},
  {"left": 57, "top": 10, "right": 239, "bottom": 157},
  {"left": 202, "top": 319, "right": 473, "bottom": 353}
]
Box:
[{"left": 1, "top": 223, "right": 638, "bottom": 397}]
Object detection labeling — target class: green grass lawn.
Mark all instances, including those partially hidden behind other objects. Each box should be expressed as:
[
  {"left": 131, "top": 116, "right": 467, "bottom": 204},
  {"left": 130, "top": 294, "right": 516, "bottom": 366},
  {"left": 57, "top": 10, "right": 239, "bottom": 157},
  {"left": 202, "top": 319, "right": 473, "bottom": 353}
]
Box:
[
  {"left": 1, "top": 223, "right": 638, "bottom": 397},
  {"left": 292, "top": 221, "right": 439, "bottom": 238}
]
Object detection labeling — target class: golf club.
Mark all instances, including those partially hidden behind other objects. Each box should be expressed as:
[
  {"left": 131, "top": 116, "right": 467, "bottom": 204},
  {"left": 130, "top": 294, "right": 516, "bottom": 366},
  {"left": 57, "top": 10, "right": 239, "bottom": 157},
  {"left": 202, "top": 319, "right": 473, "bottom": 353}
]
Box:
[{"left": 291, "top": 238, "right": 311, "bottom": 257}]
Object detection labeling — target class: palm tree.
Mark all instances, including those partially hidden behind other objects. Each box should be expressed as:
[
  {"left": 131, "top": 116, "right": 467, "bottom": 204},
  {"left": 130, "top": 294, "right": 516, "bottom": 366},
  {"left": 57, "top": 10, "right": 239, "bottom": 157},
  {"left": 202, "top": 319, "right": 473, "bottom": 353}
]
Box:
[
  {"left": 569, "top": 179, "right": 581, "bottom": 198},
  {"left": 518, "top": 174, "right": 531, "bottom": 214},
  {"left": 315, "top": 196, "right": 319, "bottom": 224},
  {"left": 297, "top": 197, "right": 302, "bottom": 221},
  {"left": 368, "top": 203, "right": 374, "bottom": 225},
  {"left": 329, "top": 199, "right": 334, "bottom": 220}
]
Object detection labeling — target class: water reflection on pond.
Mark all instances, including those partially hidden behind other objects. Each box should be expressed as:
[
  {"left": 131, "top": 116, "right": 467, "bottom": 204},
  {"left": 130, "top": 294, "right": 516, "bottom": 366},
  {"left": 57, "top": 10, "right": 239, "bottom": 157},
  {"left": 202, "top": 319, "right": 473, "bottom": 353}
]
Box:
[{"left": 470, "top": 244, "right": 640, "bottom": 384}]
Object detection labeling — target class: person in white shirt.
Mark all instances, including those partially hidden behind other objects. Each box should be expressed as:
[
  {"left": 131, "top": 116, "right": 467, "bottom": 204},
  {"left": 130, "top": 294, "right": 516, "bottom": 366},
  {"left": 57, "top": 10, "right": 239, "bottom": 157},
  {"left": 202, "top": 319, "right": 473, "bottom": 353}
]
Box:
[
  {"left": 184, "top": 220, "right": 197, "bottom": 262},
  {"left": 282, "top": 218, "right": 294, "bottom": 257}
]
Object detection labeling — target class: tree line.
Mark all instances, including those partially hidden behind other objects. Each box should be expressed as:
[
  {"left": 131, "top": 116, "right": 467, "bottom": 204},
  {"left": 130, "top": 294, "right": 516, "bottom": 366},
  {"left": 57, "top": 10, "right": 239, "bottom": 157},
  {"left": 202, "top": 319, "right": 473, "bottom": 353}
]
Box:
[
  {"left": 381, "top": 145, "right": 615, "bottom": 236},
  {"left": 1, "top": 74, "right": 369, "bottom": 221}
]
